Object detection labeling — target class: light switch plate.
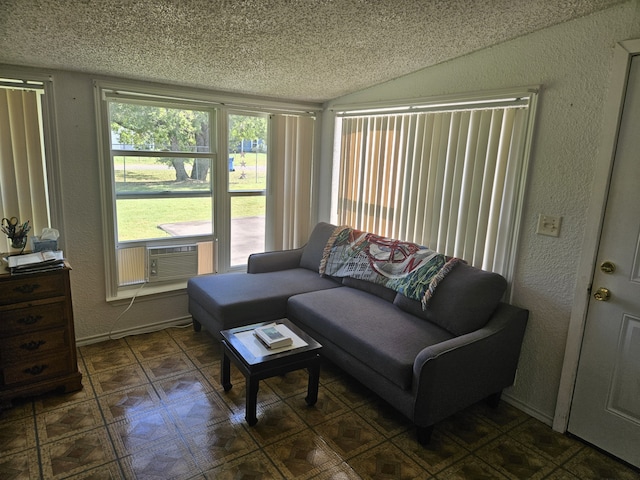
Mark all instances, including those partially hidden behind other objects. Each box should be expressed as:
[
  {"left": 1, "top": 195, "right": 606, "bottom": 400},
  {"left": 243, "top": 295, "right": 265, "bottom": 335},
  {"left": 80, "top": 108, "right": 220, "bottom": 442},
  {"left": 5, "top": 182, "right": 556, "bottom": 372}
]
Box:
[{"left": 537, "top": 214, "right": 562, "bottom": 237}]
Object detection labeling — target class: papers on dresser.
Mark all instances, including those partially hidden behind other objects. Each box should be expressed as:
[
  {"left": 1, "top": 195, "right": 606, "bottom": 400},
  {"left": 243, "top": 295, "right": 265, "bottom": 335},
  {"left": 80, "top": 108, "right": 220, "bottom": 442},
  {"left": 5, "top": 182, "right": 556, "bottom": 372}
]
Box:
[{"left": 8, "top": 250, "right": 65, "bottom": 274}]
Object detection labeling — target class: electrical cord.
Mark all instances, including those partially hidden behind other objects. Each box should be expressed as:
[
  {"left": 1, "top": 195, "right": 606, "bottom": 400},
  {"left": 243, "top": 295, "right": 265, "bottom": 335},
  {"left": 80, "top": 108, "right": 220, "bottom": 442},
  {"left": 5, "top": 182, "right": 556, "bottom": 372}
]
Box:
[
  {"left": 108, "top": 281, "right": 146, "bottom": 339},
  {"left": 106, "top": 282, "right": 193, "bottom": 339}
]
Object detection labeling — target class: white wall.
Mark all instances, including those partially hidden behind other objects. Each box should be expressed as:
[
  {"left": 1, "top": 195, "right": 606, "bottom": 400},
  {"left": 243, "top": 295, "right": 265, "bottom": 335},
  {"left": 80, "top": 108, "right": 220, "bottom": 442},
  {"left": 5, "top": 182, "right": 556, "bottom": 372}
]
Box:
[
  {"left": 50, "top": 72, "right": 192, "bottom": 343},
  {"left": 318, "top": 1, "right": 640, "bottom": 423}
]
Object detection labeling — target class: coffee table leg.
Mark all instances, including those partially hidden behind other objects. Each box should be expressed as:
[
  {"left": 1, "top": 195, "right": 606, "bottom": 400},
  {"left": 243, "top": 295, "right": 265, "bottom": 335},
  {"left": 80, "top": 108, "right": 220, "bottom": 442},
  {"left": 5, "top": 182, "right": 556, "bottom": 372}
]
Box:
[
  {"left": 221, "top": 350, "right": 232, "bottom": 392},
  {"left": 245, "top": 377, "right": 259, "bottom": 426},
  {"left": 305, "top": 358, "right": 320, "bottom": 406}
]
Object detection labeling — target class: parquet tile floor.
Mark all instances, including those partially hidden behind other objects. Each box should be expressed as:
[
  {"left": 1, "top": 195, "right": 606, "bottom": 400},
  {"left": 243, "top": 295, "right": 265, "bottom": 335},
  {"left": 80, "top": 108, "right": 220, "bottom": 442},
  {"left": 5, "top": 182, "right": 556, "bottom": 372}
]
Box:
[{"left": 1, "top": 326, "right": 638, "bottom": 479}]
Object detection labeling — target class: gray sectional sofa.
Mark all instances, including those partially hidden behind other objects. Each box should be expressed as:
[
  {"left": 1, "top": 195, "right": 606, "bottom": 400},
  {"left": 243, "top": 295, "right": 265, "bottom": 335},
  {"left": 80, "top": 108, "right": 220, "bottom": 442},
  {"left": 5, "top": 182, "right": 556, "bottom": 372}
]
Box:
[{"left": 187, "top": 222, "right": 528, "bottom": 443}]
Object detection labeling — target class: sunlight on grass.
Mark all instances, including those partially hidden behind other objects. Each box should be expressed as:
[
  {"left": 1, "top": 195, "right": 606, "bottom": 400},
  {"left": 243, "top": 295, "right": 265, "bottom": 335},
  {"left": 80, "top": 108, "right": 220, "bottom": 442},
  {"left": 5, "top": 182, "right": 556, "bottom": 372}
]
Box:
[
  {"left": 117, "top": 197, "right": 212, "bottom": 241},
  {"left": 229, "top": 152, "right": 266, "bottom": 191},
  {"left": 114, "top": 155, "right": 267, "bottom": 241},
  {"left": 231, "top": 197, "right": 265, "bottom": 218}
]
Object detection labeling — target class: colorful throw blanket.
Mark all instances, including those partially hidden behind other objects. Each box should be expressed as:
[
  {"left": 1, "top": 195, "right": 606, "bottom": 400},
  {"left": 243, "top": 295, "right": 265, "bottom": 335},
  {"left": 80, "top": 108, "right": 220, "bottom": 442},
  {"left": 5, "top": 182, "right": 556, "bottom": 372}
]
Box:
[{"left": 319, "top": 226, "right": 461, "bottom": 308}]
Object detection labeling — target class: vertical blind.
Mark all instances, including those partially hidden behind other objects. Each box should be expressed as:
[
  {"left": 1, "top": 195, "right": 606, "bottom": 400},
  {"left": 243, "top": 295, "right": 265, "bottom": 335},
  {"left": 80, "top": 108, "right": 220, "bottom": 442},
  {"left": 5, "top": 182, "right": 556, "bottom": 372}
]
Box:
[
  {"left": 335, "top": 103, "right": 533, "bottom": 279},
  {"left": 269, "top": 114, "right": 315, "bottom": 250},
  {"left": 0, "top": 87, "right": 50, "bottom": 251}
]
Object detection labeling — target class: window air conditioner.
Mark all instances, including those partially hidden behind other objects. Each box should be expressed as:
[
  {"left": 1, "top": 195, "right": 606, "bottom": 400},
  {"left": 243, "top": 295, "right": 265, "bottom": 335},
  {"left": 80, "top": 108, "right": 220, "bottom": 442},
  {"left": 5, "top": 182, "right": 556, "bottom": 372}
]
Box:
[{"left": 147, "top": 245, "right": 198, "bottom": 282}]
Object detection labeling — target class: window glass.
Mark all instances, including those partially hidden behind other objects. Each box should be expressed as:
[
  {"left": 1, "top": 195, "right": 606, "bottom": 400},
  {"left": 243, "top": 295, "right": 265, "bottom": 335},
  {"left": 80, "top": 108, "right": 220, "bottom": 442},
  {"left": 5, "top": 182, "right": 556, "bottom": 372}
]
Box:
[
  {"left": 228, "top": 114, "right": 267, "bottom": 192},
  {"left": 109, "top": 102, "right": 214, "bottom": 245},
  {"left": 110, "top": 103, "right": 210, "bottom": 153},
  {"left": 230, "top": 196, "right": 265, "bottom": 266},
  {"left": 116, "top": 197, "right": 212, "bottom": 242},
  {"left": 0, "top": 84, "right": 50, "bottom": 249},
  {"left": 114, "top": 156, "right": 211, "bottom": 195},
  {"left": 227, "top": 113, "right": 268, "bottom": 265}
]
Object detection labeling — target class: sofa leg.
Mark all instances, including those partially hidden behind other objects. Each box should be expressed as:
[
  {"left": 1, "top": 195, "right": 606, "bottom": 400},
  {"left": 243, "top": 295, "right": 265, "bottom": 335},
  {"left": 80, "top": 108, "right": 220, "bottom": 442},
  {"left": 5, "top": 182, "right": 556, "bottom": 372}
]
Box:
[
  {"left": 192, "top": 319, "right": 202, "bottom": 332},
  {"left": 486, "top": 391, "right": 502, "bottom": 408},
  {"left": 417, "top": 425, "right": 434, "bottom": 445}
]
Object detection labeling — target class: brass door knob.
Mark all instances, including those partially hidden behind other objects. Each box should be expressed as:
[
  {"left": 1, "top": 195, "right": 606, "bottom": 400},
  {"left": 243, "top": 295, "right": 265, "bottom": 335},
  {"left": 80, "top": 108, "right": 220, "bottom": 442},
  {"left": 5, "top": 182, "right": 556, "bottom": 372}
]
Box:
[{"left": 593, "top": 287, "right": 611, "bottom": 301}]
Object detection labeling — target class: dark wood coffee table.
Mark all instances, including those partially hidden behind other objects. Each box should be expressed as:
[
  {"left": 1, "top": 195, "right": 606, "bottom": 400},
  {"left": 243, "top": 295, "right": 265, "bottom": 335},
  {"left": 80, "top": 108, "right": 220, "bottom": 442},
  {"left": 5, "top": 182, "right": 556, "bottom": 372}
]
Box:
[{"left": 220, "top": 318, "right": 322, "bottom": 426}]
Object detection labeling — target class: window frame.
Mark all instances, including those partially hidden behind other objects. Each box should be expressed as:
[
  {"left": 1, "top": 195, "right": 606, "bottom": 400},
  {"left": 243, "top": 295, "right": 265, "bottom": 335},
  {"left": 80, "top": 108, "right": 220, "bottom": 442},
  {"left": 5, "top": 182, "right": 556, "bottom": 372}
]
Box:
[
  {"left": 330, "top": 87, "right": 539, "bottom": 297},
  {"left": 95, "top": 80, "right": 321, "bottom": 301},
  {"left": 96, "top": 87, "right": 219, "bottom": 300},
  {"left": 224, "top": 109, "right": 270, "bottom": 269},
  {"left": 0, "top": 72, "right": 63, "bottom": 250},
  {"left": 108, "top": 97, "right": 217, "bottom": 244}
]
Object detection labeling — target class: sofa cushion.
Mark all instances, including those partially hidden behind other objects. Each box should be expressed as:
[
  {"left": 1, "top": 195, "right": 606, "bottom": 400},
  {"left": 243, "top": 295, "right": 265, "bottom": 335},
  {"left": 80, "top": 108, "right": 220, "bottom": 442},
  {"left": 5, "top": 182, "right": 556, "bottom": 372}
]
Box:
[
  {"left": 288, "top": 287, "right": 454, "bottom": 390},
  {"left": 299, "top": 222, "right": 337, "bottom": 271},
  {"left": 393, "top": 262, "right": 507, "bottom": 336},
  {"left": 341, "top": 277, "right": 397, "bottom": 302},
  {"left": 187, "top": 268, "right": 341, "bottom": 330}
]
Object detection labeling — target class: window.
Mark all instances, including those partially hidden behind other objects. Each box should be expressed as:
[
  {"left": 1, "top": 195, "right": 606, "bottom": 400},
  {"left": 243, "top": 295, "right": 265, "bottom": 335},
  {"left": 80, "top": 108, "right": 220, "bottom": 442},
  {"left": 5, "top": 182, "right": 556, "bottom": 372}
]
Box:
[
  {"left": 110, "top": 101, "right": 214, "bottom": 244},
  {"left": 96, "top": 82, "right": 319, "bottom": 300},
  {"left": 227, "top": 112, "right": 268, "bottom": 267},
  {"left": 99, "top": 92, "right": 217, "bottom": 293},
  {"left": 332, "top": 90, "right": 538, "bottom": 284},
  {"left": 0, "top": 78, "right": 53, "bottom": 252}
]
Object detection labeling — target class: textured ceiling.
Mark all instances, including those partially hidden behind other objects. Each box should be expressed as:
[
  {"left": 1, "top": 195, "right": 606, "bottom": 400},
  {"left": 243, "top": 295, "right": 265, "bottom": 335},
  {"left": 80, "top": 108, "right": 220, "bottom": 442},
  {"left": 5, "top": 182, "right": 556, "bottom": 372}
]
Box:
[{"left": 0, "top": 0, "right": 624, "bottom": 103}]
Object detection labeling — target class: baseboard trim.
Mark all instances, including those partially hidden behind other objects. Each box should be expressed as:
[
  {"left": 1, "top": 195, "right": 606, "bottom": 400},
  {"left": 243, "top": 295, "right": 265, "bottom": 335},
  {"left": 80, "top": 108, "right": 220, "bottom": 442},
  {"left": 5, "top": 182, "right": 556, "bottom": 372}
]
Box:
[
  {"left": 76, "top": 316, "right": 193, "bottom": 346},
  {"left": 503, "top": 392, "right": 554, "bottom": 427}
]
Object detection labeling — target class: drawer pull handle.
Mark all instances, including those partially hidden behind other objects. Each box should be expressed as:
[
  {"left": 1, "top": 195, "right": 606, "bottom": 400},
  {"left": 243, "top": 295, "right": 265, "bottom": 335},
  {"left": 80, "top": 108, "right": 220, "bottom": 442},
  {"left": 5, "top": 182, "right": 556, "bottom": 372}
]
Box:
[
  {"left": 21, "top": 340, "right": 46, "bottom": 351},
  {"left": 14, "top": 283, "right": 41, "bottom": 294},
  {"left": 24, "top": 365, "right": 48, "bottom": 375},
  {"left": 18, "top": 314, "right": 42, "bottom": 325}
]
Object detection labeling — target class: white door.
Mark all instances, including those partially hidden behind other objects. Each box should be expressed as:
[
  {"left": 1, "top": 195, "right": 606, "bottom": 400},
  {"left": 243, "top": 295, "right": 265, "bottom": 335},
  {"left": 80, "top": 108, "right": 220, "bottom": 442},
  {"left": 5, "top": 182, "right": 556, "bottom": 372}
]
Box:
[{"left": 568, "top": 54, "right": 640, "bottom": 468}]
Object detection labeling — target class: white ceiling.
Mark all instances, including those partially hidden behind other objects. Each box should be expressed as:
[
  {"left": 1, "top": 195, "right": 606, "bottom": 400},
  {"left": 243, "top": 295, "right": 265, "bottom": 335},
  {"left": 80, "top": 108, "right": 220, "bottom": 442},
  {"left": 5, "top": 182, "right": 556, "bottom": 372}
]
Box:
[{"left": 0, "top": 0, "right": 624, "bottom": 103}]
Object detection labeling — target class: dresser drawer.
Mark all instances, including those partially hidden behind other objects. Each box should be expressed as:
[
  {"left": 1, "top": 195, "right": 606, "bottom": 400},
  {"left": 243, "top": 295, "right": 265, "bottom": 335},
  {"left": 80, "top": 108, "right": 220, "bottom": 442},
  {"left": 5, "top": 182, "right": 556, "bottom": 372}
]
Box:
[
  {"left": 1, "top": 354, "right": 72, "bottom": 386},
  {"left": 0, "top": 327, "right": 68, "bottom": 364},
  {"left": 0, "top": 270, "right": 66, "bottom": 306},
  {"left": 0, "top": 302, "right": 67, "bottom": 335},
  {"left": 0, "top": 265, "right": 81, "bottom": 401}
]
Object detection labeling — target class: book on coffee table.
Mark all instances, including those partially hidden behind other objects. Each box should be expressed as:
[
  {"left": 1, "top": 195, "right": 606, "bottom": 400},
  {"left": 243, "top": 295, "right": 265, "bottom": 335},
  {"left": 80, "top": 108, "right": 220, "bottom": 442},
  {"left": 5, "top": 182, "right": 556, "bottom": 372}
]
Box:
[{"left": 254, "top": 323, "right": 293, "bottom": 349}]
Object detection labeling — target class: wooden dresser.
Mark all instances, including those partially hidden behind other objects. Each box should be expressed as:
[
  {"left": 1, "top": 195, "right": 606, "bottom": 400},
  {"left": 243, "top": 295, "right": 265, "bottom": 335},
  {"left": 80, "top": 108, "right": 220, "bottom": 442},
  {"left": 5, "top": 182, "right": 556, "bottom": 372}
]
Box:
[{"left": 0, "top": 263, "right": 82, "bottom": 404}]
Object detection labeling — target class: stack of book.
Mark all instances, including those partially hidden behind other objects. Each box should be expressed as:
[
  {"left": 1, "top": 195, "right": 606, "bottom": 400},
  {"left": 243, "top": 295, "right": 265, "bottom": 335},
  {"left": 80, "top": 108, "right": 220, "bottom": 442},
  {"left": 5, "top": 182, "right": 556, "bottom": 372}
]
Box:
[
  {"left": 7, "top": 251, "right": 65, "bottom": 274},
  {"left": 253, "top": 323, "right": 294, "bottom": 349}
]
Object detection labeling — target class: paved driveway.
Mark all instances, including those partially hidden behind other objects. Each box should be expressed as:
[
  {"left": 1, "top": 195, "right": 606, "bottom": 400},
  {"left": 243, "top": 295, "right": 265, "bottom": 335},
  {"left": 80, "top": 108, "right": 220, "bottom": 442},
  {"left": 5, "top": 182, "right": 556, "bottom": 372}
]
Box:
[{"left": 158, "top": 216, "right": 266, "bottom": 266}]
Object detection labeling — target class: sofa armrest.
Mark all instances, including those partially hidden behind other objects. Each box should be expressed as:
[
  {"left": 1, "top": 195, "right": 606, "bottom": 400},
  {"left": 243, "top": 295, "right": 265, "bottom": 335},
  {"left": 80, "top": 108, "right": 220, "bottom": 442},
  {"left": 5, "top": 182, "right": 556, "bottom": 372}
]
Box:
[
  {"left": 411, "top": 302, "right": 528, "bottom": 426},
  {"left": 247, "top": 247, "right": 305, "bottom": 273}
]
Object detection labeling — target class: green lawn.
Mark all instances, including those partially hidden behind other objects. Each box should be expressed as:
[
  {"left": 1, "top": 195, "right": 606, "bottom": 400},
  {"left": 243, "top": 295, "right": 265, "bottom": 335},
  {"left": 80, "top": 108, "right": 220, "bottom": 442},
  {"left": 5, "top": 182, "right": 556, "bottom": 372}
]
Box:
[{"left": 115, "top": 155, "right": 266, "bottom": 241}]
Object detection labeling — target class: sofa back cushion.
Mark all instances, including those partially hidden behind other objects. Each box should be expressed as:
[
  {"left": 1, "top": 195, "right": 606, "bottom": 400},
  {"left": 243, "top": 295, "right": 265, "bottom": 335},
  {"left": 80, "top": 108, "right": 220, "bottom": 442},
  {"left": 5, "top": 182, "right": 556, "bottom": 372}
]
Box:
[
  {"left": 342, "top": 277, "right": 397, "bottom": 302},
  {"left": 393, "top": 262, "right": 507, "bottom": 336},
  {"left": 300, "top": 222, "right": 338, "bottom": 271}
]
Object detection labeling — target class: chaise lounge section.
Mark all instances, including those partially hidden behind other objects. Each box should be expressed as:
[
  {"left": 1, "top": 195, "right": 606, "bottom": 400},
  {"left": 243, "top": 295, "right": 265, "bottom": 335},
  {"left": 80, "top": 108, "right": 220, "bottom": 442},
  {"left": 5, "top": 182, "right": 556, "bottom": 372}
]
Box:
[
  {"left": 187, "top": 222, "right": 528, "bottom": 443},
  {"left": 188, "top": 222, "right": 341, "bottom": 333}
]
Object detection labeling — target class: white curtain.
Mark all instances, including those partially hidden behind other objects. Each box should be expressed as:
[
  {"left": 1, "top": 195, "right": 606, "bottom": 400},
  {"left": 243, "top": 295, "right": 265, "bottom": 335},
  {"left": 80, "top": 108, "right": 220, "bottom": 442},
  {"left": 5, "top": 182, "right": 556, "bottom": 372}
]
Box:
[
  {"left": 336, "top": 106, "right": 529, "bottom": 277},
  {"left": 0, "top": 88, "right": 50, "bottom": 251},
  {"left": 269, "top": 114, "right": 315, "bottom": 250}
]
